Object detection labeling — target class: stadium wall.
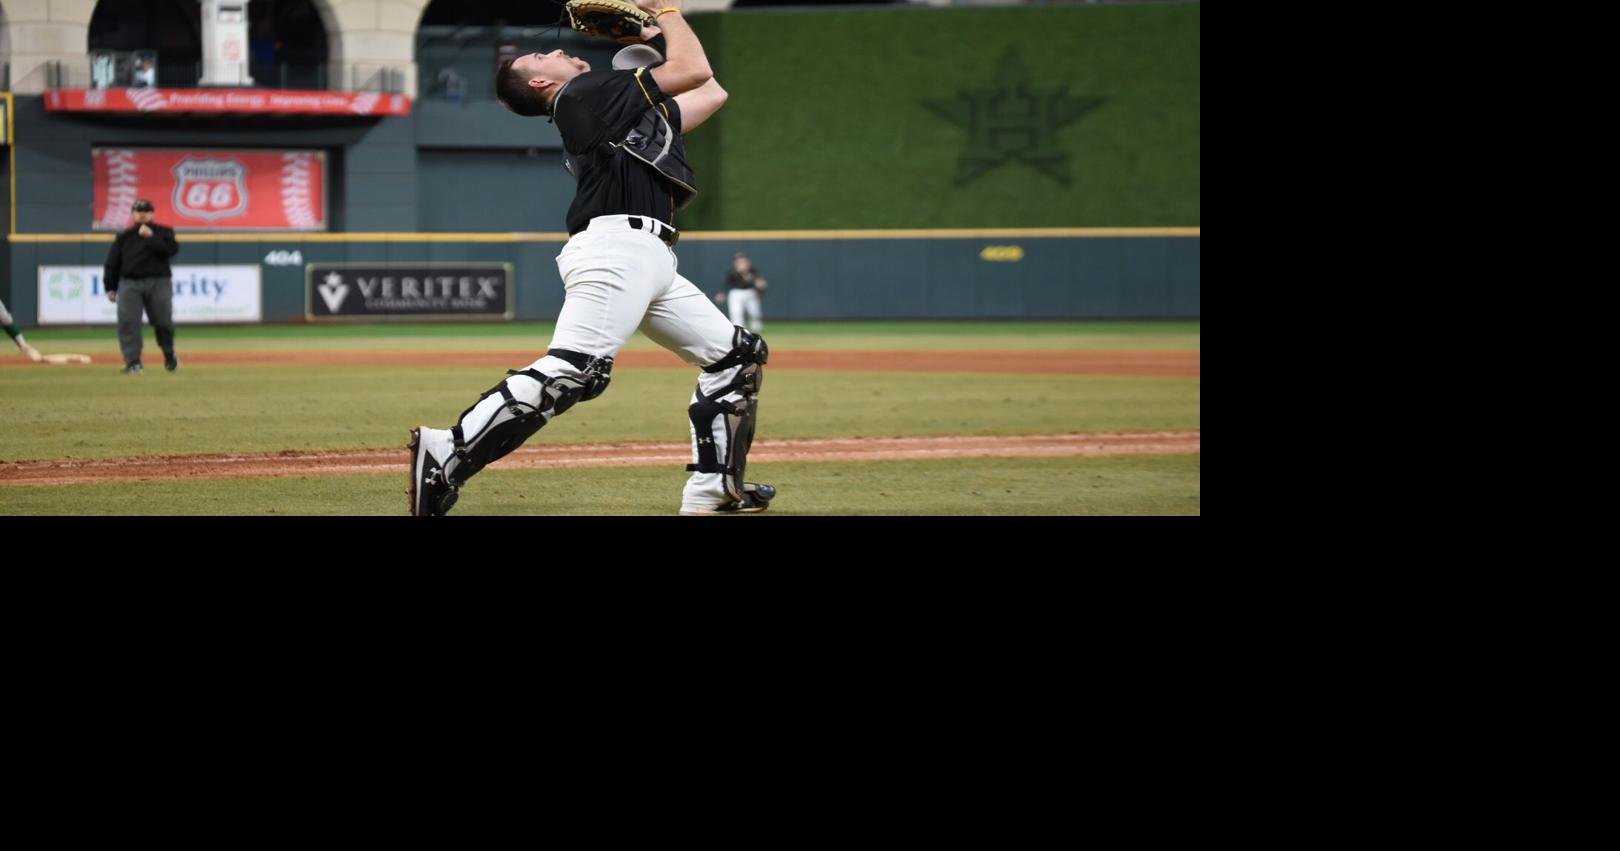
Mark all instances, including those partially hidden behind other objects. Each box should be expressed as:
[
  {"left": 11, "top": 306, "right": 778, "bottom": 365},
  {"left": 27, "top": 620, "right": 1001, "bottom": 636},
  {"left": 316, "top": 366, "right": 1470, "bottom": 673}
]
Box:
[
  {"left": 3, "top": 3, "right": 1200, "bottom": 322},
  {"left": 6, "top": 229, "right": 1198, "bottom": 322}
]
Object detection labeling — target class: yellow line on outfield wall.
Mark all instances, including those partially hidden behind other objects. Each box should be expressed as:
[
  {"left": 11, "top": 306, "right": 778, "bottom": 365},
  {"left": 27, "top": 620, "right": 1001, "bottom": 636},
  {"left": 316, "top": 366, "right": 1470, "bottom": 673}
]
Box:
[
  {"left": 684, "top": 227, "right": 1201, "bottom": 239},
  {"left": 6, "top": 232, "right": 567, "bottom": 243},
  {"left": 8, "top": 226, "right": 1199, "bottom": 244}
]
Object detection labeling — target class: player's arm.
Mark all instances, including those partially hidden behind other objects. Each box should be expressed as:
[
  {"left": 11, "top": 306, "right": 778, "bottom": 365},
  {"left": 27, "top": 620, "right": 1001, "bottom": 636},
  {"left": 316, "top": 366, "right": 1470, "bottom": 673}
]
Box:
[
  {"left": 148, "top": 225, "right": 180, "bottom": 256},
  {"left": 637, "top": 1, "right": 711, "bottom": 95},
  {"left": 674, "top": 78, "right": 727, "bottom": 132}
]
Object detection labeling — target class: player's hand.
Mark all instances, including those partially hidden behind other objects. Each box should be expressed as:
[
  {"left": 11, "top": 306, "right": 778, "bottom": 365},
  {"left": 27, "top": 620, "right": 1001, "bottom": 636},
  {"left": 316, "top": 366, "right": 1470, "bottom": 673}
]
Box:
[
  {"left": 716, "top": 291, "right": 727, "bottom": 303},
  {"left": 106, "top": 291, "right": 117, "bottom": 302},
  {"left": 756, "top": 277, "right": 767, "bottom": 291},
  {"left": 639, "top": 24, "right": 661, "bottom": 42},
  {"left": 138, "top": 224, "right": 153, "bottom": 237}
]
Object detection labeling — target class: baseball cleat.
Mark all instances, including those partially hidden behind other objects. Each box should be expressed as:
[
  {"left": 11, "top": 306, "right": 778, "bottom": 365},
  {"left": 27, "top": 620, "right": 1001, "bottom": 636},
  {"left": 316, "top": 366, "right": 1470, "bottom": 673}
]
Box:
[
  {"left": 408, "top": 427, "right": 460, "bottom": 517},
  {"left": 164, "top": 352, "right": 180, "bottom": 371},
  {"left": 121, "top": 363, "right": 144, "bottom": 375},
  {"left": 20, "top": 343, "right": 43, "bottom": 362},
  {"left": 679, "top": 482, "right": 776, "bottom": 516}
]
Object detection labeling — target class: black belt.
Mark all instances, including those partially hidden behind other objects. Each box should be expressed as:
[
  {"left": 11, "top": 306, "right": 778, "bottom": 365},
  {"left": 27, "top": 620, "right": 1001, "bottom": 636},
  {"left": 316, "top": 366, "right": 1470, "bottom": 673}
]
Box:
[{"left": 627, "top": 216, "right": 679, "bottom": 247}]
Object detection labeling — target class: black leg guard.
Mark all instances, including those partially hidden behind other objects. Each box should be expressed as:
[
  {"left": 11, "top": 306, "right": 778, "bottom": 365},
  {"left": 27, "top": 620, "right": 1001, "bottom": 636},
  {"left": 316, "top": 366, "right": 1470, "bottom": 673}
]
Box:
[{"left": 687, "top": 327, "right": 770, "bottom": 503}]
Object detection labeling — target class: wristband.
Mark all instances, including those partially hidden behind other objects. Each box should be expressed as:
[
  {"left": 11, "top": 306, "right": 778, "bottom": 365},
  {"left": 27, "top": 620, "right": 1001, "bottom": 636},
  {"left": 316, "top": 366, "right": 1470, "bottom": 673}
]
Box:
[{"left": 655, "top": 8, "right": 680, "bottom": 19}]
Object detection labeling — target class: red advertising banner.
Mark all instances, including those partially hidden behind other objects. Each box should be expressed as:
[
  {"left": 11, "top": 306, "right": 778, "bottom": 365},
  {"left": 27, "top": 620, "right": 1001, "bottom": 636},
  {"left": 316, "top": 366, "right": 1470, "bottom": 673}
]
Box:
[
  {"left": 45, "top": 88, "right": 410, "bottom": 116},
  {"left": 93, "top": 148, "right": 328, "bottom": 232}
]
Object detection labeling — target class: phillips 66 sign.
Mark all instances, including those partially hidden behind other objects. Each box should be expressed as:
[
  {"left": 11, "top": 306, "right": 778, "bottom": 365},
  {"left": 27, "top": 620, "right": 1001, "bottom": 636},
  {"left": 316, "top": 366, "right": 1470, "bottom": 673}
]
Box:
[
  {"left": 173, "top": 157, "right": 249, "bottom": 221},
  {"left": 93, "top": 147, "right": 327, "bottom": 231}
]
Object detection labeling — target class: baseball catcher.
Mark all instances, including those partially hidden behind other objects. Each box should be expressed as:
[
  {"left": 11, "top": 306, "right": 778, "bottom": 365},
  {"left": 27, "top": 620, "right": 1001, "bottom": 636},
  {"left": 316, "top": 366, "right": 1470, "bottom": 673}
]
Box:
[{"left": 409, "top": 0, "right": 776, "bottom": 517}]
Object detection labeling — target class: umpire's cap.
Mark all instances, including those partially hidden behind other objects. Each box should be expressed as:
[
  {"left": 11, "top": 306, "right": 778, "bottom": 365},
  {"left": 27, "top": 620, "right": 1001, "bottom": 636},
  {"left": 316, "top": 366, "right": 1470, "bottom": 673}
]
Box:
[{"left": 132, "top": 199, "right": 155, "bottom": 212}]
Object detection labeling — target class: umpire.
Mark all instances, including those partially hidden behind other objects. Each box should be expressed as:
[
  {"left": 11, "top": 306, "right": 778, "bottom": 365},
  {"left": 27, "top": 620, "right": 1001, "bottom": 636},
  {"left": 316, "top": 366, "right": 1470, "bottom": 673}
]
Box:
[{"left": 104, "top": 198, "right": 180, "bottom": 374}]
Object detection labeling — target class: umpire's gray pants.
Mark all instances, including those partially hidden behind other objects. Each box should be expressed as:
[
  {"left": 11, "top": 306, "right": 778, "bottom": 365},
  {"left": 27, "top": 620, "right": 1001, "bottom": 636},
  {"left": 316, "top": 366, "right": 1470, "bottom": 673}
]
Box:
[{"left": 116, "top": 277, "right": 175, "bottom": 366}]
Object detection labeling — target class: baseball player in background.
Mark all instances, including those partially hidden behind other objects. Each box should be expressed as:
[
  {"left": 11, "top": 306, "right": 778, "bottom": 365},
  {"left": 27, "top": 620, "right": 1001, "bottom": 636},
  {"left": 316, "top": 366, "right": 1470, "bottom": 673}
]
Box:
[
  {"left": 409, "top": 0, "right": 776, "bottom": 516},
  {"left": 103, "top": 199, "right": 181, "bottom": 374},
  {"left": 715, "top": 252, "right": 766, "bottom": 331},
  {"left": 2, "top": 297, "right": 44, "bottom": 362}
]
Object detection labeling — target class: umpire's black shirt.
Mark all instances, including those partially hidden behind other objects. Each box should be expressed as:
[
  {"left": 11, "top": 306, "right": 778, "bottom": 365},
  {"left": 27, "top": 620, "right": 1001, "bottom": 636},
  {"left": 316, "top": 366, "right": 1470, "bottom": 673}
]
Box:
[
  {"left": 554, "top": 69, "right": 686, "bottom": 234},
  {"left": 103, "top": 223, "right": 180, "bottom": 293}
]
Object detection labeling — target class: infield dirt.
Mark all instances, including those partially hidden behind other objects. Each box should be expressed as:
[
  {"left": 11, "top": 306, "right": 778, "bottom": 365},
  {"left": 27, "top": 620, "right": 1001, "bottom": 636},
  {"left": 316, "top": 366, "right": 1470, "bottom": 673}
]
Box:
[
  {"left": 2, "top": 346, "right": 1198, "bottom": 488},
  {"left": 0, "top": 432, "right": 1200, "bottom": 487}
]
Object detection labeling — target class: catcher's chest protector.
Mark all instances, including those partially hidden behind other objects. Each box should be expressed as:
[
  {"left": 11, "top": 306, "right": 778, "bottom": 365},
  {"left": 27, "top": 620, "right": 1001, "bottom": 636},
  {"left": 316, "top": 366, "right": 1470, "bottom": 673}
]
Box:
[{"left": 565, "top": 106, "right": 699, "bottom": 211}]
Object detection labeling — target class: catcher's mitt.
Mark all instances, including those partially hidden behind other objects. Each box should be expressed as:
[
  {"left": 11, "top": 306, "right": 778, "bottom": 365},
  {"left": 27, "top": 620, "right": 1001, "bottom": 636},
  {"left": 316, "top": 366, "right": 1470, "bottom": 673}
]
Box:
[{"left": 565, "top": 0, "right": 654, "bottom": 45}]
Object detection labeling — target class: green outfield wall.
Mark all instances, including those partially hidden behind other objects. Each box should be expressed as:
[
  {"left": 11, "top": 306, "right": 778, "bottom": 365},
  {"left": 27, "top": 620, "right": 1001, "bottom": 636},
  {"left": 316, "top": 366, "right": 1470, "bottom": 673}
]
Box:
[{"left": 677, "top": 3, "right": 1201, "bottom": 230}]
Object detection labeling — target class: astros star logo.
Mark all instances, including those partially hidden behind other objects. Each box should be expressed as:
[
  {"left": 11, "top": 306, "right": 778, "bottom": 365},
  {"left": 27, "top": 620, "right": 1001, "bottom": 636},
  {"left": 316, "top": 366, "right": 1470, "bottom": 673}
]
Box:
[{"left": 924, "top": 49, "right": 1105, "bottom": 186}]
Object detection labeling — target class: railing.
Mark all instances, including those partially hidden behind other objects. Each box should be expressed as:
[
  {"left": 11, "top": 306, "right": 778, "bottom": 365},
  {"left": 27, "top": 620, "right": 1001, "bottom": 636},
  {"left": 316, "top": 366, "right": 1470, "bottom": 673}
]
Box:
[
  {"left": 350, "top": 66, "right": 407, "bottom": 94},
  {"left": 414, "top": 24, "right": 604, "bottom": 103},
  {"left": 46, "top": 53, "right": 406, "bottom": 94},
  {"left": 251, "top": 63, "right": 326, "bottom": 90}
]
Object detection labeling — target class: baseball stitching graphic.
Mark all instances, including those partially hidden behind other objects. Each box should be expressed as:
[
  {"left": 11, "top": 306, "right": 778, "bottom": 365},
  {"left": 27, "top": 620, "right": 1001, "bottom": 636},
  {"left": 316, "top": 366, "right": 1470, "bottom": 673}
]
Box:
[
  {"left": 348, "top": 92, "right": 381, "bottom": 115},
  {"left": 126, "top": 87, "right": 166, "bottom": 112},
  {"left": 281, "top": 153, "right": 320, "bottom": 229},
  {"left": 99, "top": 149, "right": 140, "bottom": 229}
]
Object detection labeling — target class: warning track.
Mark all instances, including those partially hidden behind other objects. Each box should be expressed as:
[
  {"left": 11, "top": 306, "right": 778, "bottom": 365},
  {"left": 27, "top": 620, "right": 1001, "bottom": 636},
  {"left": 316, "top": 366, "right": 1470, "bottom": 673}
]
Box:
[{"left": 0, "top": 431, "right": 1200, "bottom": 487}]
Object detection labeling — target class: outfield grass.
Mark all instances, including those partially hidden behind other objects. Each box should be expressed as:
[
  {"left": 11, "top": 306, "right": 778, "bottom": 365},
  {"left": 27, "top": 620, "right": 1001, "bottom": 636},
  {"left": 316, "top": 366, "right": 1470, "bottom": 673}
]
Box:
[
  {"left": 3, "top": 321, "right": 1200, "bottom": 515},
  {"left": 1, "top": 364, "right": 1199, "bottom": 461},
  {"left": 0, "top": 454, "right": 1200, "bottom": 516},
  {"left": 17, "top": 320, "right": 1201, "bottom": 353}
]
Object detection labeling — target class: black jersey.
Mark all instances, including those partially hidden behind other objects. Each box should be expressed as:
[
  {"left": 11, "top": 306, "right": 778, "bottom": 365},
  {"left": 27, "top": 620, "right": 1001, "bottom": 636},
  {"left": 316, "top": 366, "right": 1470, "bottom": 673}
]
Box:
[
  {"left": 103, "top": 223, "right": 180, "bottom": 291},
  {"left": 725, "top": 269, "right": 763, "bottom": 292},
  {"left": 553, "top": 68, "right": 693, "bottom": 235}
]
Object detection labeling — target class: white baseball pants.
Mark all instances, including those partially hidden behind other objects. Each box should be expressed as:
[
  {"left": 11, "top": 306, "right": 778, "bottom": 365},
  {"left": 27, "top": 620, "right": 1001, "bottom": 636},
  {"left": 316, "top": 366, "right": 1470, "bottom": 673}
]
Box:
[
  {"left": 527, "top": 215, "right": 745, "bottom": 506},
  {"left": 726, "top": 287, "right": 763, "bottom": 331}
]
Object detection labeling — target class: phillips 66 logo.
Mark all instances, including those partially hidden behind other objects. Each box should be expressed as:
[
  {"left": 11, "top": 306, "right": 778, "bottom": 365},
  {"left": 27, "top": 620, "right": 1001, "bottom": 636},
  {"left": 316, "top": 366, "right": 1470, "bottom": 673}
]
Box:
[{"left": 172, "top": 157, "right": 249, "bottom": 221}]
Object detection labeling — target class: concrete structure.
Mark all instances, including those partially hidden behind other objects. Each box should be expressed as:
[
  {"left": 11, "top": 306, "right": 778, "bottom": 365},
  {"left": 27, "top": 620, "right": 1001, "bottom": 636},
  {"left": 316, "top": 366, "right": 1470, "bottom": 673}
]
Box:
[{"left": 1, "top": 0, "right": 432, "bottom": 96}]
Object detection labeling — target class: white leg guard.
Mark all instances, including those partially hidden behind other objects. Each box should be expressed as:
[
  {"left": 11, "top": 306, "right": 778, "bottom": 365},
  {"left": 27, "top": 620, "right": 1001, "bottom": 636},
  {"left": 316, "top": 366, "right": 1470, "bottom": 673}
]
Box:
[{"left": 443, "top": 350, "right": 613, "bottom": 486}]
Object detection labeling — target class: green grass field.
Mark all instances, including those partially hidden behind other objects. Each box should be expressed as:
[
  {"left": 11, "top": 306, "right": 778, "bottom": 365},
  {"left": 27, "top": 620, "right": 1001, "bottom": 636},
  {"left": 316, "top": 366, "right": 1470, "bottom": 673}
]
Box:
[
  {"left": 17, "top": 320, "right": 1201, "bottom": 353},
  {"left": 2, "top": 321, "right": 1200, "bottom": 515}
]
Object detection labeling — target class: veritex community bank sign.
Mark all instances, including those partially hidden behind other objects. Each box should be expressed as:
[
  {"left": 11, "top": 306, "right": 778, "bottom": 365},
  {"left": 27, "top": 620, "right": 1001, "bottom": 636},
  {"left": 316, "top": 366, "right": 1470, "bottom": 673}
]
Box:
[{"left": 306, "top": 264, "right": 513, "bottom": 321}]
